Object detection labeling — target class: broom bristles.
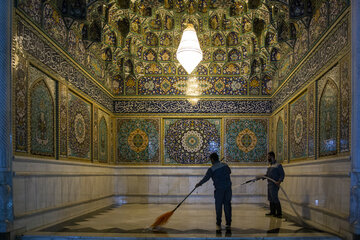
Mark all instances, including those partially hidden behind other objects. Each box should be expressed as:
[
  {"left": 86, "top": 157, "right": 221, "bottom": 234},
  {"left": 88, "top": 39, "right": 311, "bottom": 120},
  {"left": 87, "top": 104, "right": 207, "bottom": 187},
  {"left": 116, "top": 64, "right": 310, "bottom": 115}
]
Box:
[{"left": 151, "top": 210, "right": 174, "bottom": 227}]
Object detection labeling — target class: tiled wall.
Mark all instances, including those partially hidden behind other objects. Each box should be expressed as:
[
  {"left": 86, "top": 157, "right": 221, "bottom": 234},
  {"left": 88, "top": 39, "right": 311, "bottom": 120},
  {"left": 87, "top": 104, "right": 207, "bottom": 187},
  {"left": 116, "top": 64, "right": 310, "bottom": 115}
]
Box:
[{"left": 269, "top": 37, "right": 352, "bottom": 239}]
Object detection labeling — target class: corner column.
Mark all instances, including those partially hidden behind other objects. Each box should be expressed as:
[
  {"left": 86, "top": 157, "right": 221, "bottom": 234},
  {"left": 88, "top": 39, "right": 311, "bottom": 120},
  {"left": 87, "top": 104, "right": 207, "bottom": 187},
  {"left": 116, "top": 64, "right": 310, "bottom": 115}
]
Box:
[
  {"left": 351, "top": 0, "right": 360, "bottom": 238},
  {"left": 0, "top": 0, "right": 13, "bottom": 238}
]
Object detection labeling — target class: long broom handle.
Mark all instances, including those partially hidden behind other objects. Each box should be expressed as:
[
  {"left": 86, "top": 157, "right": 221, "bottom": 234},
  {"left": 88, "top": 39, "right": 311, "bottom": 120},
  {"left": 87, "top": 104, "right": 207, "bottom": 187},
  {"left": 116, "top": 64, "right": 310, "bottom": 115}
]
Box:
[{"left": 173, "top": 186, "right": 197, "bottom": 212}]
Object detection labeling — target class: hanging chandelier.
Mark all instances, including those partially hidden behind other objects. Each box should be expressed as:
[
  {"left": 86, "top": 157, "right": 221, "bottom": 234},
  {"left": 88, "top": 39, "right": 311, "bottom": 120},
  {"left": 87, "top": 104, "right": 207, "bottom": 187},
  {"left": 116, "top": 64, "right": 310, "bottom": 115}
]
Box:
[
  {"left": 186, "top": 76, "right": 201, "bottom": 106},
  {"left": 176, "top": 24, "right": 203, "bottom": 74}
]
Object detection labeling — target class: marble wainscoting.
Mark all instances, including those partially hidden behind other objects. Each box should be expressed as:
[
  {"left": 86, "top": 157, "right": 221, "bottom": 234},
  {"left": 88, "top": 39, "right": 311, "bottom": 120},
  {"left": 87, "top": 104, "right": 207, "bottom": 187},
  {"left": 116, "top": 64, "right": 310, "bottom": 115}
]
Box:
[
  {"left": 113, "top": 165, "right": 268, "bottom": 204},
  {"left": 280, "top": 156, "right": 351, "bottom": 239},
  {"left": 12, "top": 156, "right": 115, "bottom": 232}
]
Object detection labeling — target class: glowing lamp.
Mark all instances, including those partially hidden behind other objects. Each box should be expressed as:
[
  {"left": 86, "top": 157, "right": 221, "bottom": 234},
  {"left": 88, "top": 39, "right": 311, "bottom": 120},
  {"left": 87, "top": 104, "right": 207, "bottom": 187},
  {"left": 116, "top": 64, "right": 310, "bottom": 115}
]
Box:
[{"left": 176, "top": 24, "right": 203, "bottom": 74}]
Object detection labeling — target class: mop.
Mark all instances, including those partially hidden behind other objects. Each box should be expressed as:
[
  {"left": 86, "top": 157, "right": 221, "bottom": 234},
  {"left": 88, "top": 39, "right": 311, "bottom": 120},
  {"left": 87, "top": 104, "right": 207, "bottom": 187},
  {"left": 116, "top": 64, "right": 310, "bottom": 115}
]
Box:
[{"left": 150, "top": 186, "right": 197, "bottom": 228}]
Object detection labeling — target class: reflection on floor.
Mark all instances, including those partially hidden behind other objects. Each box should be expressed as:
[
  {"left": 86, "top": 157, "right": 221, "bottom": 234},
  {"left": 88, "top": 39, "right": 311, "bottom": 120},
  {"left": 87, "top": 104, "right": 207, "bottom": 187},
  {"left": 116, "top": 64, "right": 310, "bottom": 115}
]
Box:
[{"left": 23, "top": 204, "right": 341, "bottom": 239}]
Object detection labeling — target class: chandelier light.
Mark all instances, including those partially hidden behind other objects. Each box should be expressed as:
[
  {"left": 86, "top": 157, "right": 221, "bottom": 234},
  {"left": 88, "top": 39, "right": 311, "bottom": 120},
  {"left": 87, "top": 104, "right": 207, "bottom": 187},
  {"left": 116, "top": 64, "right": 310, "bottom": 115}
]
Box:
[
  {"left": 186, "top": 76, "right": 201, "bottom": 106},
  {"left": 176, "top": 24, "right": 203, "bottom": 74}
]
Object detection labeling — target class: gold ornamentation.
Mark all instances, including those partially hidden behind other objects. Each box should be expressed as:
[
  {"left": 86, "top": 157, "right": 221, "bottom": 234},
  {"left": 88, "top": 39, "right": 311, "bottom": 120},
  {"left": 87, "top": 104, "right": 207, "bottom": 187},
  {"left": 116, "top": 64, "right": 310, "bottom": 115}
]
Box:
[
  {"left": 127, "top": 128, "right": 149, "bottom": 153},
  {"left": 236, "top": 128, "right": 257, "bottom": 153}
]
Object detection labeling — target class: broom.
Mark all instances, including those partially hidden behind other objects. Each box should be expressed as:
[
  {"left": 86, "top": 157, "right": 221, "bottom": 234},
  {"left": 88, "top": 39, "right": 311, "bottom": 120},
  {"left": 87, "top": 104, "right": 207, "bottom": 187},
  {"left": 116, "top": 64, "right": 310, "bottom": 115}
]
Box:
[{"left": 151, "top": 186, "right": 197, "bottom": 228}]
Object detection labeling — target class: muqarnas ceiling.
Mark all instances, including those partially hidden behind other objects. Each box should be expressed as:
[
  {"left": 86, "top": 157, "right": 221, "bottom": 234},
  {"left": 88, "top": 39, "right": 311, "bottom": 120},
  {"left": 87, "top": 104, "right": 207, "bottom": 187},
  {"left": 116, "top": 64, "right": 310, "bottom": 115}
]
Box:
[{"left": 17, "top": 0, "right": 349, "bottom": 97}]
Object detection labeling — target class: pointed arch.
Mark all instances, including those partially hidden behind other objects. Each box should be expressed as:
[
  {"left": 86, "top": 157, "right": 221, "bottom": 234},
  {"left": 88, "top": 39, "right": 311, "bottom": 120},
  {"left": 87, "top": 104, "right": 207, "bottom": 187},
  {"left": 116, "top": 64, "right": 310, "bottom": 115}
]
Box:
[
  {"left": 276, "top": 117, "right": 284, "bottom": 162},
  {"left": 99, "top": 116, "right": 108, "bottom": 163},
  {"left": 319, "top": 79, "right": 338, "bottom": 156},
  {"left": 30, "top": 79, "right": 55, "bottom": 156}
]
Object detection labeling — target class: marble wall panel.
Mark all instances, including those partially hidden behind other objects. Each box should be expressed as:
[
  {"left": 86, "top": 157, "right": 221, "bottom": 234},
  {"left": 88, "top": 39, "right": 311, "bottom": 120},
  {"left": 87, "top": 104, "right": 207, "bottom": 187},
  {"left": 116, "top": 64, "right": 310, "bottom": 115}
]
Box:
[{"left": 225, "top": 118, "right": 268, "bottom": 163}]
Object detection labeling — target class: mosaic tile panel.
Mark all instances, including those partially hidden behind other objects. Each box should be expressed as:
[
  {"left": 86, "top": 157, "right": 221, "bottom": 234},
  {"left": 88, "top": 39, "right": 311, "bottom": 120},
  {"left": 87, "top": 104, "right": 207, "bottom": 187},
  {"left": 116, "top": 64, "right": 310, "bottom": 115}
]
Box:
[
  {"left": 272, "top": 15, "right": 349, "bottom": 111},
  {"left": 290, "top": 93, "right": 307, "bottom": 160},
  {"left": 110, "top": 118, "right": 114, "bottom": 163},
  {"left": 225, "top": 118, "right": 267, "bottom": 163},
  {"left": 308, "top": 83, "right": 315, "bottom": 157},
  {"left": 17, "top": 0, "right": 42, "bottom": 25},
  {"left": 309, "top": 2, "right": 328, "bottom": 46},
  {"left": 293, "top": 24, "right": 308, "bottom": 64},
  {"left": 276, "top": 118, "right": 284, "bottom": 163},
  {"left": 17, "top": 21, "right": 113, "bottom": 111},
  {"left": 14, "top": 57, "right": 28, "bottom": 153},
  {"left": 43, "top": 3, "right": 67, "bottom": 47},
  {"left": 99, "top": 116, "right": 108, "bottom": 163},
  {"left": 340, "top": 54, "right": 351, "bottom": 152},
  {"left": 117, "top": 119, "right": 160, "bottom": 163},
  {"left": 138, "top": 76, "right": 247, "bottom": 95},
  {"left": 164, "top": 119, "right": 220, "bottom": 164},
  {"left": 68, "top": 92, "right": 91, "bottom": 159},
  {"left": 114, "top": 99, "right": 272, "bottom": 114},
  {"left": 284, "top": 105, "right": 288, "bottom": 161},
  {"left": 93, "top": 107, "right": 99, "bottom": 161},
  {"left": 30, "top": 80, "right": 55, "bottom": 156},
  {"left": 329, "top": 0, "right": 348, "bottom": 24},
  {"left": 319, "top": 80, "right": 338, "bottom": 157},
  {"left": 59, "top": 83, "right": 68, "bottom": 157},
  {"left": 125, "top": 75, "right": 137, "bottom": 95}
]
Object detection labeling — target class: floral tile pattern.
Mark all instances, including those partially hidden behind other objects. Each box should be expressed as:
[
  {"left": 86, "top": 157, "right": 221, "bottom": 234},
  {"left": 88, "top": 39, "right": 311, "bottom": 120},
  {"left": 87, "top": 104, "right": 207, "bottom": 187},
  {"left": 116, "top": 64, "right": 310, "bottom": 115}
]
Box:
[{"left": 164, "top": 119, "right": 220, "bottom": 164}]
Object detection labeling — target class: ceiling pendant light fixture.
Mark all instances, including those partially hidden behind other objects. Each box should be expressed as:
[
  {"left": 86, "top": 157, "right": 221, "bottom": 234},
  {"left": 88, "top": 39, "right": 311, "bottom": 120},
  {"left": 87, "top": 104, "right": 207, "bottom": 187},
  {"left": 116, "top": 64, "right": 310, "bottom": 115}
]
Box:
[{"left": 176, "top": 24, "right": 203, "bottom": 74}]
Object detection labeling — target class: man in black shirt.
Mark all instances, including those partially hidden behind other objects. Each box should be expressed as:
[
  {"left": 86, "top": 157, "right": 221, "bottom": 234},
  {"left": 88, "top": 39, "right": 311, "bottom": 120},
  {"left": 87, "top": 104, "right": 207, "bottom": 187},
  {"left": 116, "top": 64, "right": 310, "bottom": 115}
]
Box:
[
  {"left": 195, "top": 153, "right": 232, "bottom": 233},
  {"left": 258, "top": 151, "right": 285, "bottom": 218}
]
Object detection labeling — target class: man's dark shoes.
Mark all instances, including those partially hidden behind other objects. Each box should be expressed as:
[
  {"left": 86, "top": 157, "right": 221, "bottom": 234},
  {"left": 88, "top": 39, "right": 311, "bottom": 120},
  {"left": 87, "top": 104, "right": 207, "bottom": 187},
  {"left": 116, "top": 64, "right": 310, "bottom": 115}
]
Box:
[
  {"left": 225, "top": 225, "right": 232, "bottom": 235},
  {"left": 216, "top": 224, "right": 221, "bottom": 234}
]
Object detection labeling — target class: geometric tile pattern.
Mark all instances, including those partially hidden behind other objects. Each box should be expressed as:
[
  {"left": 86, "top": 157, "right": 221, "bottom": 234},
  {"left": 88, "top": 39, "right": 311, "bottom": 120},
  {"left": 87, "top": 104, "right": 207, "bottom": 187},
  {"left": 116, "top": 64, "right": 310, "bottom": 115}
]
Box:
[
  {"left": 284, "top": 105, "right": 289, "bottom": 161},
  {"left": 14, "top": 57, "right": 28, "bottom": 153},
  {"left": 308, "top": 83, "right": 315, "bottom": 157},
  {"left": 30, "top": 80, "right": 54, "bottom": 156},
  {"left": 17, "top": 21, "right": 113, "bottom": 110},
  {"left": 164, "top": 119, "right": 220, "bottom": 164},
  {"left": 68, "top": 92, "right": 91, "bottom": 160},
  {"left": 117, "top": 119, "right": 160, "bottom": 163},
  {"left": 98, "top": 116, "right": 108, "bottom": 163},
  {"left": 272, "top": 16, "right": 349, "bottom": 111},
  {"left": 340, "top": 54, "right": 351, "bottom": 152},
  {"left": 225, "top": 118, "right": 268, "bottom": 163},
  {"left": 43, "top": 3, "right": 66, "bottom": 47},
  {"left": 276, "top": 118, "right": 284, "bottom": 163},
  {"left": 59, "top": 83, "right": 68, "bottom": 157},
  {"left": 290, "top": 93, "right": 307, "bottom": 160},
  {"left": 138, "top": 76, "right": 247, "bottom": 96},
  {"left": 93, "top": 107, "right": 99, "bottom": 161}
]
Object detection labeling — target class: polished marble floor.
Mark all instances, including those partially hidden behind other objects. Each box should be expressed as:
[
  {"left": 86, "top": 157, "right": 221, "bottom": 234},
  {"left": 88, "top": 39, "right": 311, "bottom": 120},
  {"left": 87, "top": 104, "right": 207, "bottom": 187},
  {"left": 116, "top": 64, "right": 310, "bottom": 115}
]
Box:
[{"left": 23, "top": 204, "right": 340, "bottom": 239}]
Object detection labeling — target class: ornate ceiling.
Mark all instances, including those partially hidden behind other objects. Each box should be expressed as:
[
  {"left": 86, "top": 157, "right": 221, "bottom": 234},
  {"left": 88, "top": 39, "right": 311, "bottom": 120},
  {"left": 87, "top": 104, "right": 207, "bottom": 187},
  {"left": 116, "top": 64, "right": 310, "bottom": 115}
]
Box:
[{"left": 17, "top": 0, "right": 348, "bottom": 97}]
